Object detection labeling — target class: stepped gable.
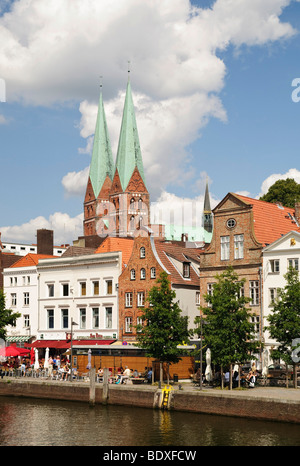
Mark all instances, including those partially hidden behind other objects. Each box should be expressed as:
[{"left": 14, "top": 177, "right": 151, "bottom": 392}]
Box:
[{"left": 235, "top": 194, "right": 300, "bottom": 247}]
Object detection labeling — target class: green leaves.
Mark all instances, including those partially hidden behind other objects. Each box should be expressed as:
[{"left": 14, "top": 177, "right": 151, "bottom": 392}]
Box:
[
  {"left": 135, "top": 271, "right": 191, "bottom": 364},
  {"left": 195, "top": 267, "right": 261, "bottom": 367},
  {"left": 0, "top": 290, "right": 21, "bottom": 341}
]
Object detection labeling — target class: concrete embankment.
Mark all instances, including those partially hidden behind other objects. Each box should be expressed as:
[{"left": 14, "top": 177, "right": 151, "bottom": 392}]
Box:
[{"left": 0, "top": 378, "right": 299, "bottom": 424}]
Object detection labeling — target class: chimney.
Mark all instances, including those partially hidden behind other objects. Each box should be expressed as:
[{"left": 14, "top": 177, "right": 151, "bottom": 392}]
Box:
[
  {"left": 295, "top": 202, "right": 300, "bottom": 226},
  {"left": 37, "top": 229, "right": 53, "bottom": 255}
]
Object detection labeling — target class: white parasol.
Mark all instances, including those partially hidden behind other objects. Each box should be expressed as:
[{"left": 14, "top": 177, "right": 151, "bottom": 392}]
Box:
[
  {"left": 44, "top": 347, "right": 49, "bottom": 369},
  {"left": 34, "top": 348, "right": 39, "bottom": 370},
  {"left": 262, "top": 349, "right": 269, "bottom": 378},
  {"left": 205, "top": 348, "right": 213, "bottom": 382}
]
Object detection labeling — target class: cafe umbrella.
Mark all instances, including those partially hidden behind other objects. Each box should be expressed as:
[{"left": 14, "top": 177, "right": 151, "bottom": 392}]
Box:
[
  {"left": 205, "top": 348, "right": 213, "bottom": 382},
  {"left": 0, "top": 346, "right": 29, "bottom": 357}
]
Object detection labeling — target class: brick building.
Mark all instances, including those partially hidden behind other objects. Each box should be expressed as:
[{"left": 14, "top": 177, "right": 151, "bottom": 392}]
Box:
[
  {"left": 118, "top": 230, "right": 202, "bottom": 342},
  {"left": 199, "top": 193, "right": 300, "bottom": 355}
]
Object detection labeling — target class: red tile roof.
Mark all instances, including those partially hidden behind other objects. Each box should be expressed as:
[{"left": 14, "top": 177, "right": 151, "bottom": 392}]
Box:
[
  {"left": 9, "top": 253, "right": 57, "bottom": 268},
  {"left": 235, "top": 194, "right": 300, "bottom": 247},
  {"left": 95, "top": 236, "right": 134, "bottom": 269},
  {"left": 154, "top": 240, "right": 200, "bottom": 286}
]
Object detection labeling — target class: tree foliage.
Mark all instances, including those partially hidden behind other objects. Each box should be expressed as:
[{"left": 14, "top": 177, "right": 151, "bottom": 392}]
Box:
[
  {"left": 0, "top": 290, "right": 21, "bottom": 341},
  {"left": 266, "top": 267, "right": 300, "bottom": 366},
  {"left": 135, "top": 271, "right": 191, "bottom": 365},
  {"left": 195, "top": 267, "right": 261, "bottom": 368},
  {"left": 259, "top": 178, "right": 300, "bottom": 208}
]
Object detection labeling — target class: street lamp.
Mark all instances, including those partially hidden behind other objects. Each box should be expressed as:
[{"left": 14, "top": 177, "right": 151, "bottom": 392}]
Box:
[{"left": 70, "top": 317, "right": 78, "bottom": 382}]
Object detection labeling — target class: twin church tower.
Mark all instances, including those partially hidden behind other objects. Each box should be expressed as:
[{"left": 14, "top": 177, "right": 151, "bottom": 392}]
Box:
[
  {"left": 84, "top": 76, "right": 150, "bottom": 238},
  {"left": 83, "top": 75, "right": 213, "bottom": 240}
]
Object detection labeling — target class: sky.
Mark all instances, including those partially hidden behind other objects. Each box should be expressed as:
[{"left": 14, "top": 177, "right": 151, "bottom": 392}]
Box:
[{"left": 0, "top": 0, "right": 300, "bottom": 246}]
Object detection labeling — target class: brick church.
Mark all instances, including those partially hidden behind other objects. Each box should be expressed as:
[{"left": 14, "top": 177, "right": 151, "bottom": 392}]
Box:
[{"left": 83, "top": 77, "right": 152, "bottom": 239}]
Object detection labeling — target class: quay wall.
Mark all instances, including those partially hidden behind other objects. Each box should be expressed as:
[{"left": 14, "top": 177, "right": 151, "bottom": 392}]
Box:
[{"left": 0, "top": 379, "right": 299, "bottom": 424}]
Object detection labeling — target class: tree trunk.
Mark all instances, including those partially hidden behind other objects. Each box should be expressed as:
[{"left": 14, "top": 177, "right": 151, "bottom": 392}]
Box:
[
  {"left": 160, "top": 362, "right": 163, "bottom": 386},
  {"left": 221, "top": 366, "right": 224, "bottom": 389},
  {"left": 229, "top": 363, "right": 232, "bottom": 390}
]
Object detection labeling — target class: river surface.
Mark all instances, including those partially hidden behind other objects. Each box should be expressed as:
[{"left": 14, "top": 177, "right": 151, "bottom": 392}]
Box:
[{"left": 0, "top": 396, "right": 299, "bottom": 447}]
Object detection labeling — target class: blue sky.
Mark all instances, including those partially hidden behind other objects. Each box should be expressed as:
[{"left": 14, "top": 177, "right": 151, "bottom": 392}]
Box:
[{"left": 0, "top": 0, "right": 300, "bottom": 245}]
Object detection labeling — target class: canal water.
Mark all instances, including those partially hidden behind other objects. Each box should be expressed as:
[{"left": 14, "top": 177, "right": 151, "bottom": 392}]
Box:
[{"left": 0, "top": 396, "right": 299, "bottom": 447}]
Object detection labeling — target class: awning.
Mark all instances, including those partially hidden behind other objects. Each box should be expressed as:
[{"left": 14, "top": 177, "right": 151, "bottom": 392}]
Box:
[
  {"left": 6, "top": 336, "right": 30, "bottom": 343},
  {"left": 27, "top": 339, "right": 116, "bottom": 349}
]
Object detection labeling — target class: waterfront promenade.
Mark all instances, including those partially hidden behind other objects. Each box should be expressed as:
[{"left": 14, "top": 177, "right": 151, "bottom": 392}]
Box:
[{"left": 0, "top": 376, "right": 299, "bottom": 424}]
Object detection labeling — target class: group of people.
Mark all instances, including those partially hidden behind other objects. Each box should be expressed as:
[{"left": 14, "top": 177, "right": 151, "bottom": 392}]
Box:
[
  {"left": 97, "top": 366, "right": 153, "bottom": 384},
  {"left": 0, "top": 354, "right": 71, "bottom": 379}
]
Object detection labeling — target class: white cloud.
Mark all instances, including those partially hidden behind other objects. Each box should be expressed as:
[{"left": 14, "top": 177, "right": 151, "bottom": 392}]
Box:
[
  {"left": 61, "top": 166, "right": 89, "bottom": 198},
  {"left": 0, "top": 212, "right": 83, "bottom": 245},
  {"left": 258, "top": 168, "right": 300, "bottom": 198}
]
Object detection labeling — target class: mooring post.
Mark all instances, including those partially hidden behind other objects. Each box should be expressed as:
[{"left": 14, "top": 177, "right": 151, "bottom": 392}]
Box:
[
  {"left": 102, "top": 368, "right": 109, "bottom": 404},
  {"left": 89, "top": 367, "right": 96, "bottom": 406}
]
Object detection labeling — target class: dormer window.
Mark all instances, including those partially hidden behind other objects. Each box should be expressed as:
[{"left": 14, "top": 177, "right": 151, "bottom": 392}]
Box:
[{"left": 183, "top": 262, "right": 190, "bottom": 278}]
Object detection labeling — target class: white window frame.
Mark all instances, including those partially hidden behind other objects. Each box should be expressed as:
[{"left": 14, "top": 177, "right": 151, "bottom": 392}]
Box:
[
  {"left": 221, "top": 236, "right": 230, "bottom": 260},
  {"left": 130, "top": 269, "right": 136, "bottom": 280},
  {"left": 125, "top": 292, "right": 133, "bottom": 308},
  {"left": 23, "top": 292, "right": 29, "bottom": 306},
  {"left": 80, "top": 308, "right": 86, "bottom": 329},
  {"left": 105, "top": 307, "right": 112, "bottom": 329},
  {"left": 92, "top": 307, "right": 99, "bottom": 329},
  {"left": 269, "top": 259, "right": 280, "bottom": 273},
  {"left": 150, "top": 267, "right": 156, "bottom": 279},
  {"left": 11, "top": 293, "right": 17, "bottom": 306},
  {"left": 137, "top": 292, "right": 145, "bottom": 307},
  {"left": 250, "top": 281, "right": 259, "bottom": 306},
  {"left": 234, "top": 234, "right": 244, "bottom": 259},
  {"left": 140, "top": 268, "right": 146, "bottom": 280},
  {"left": 140, "top": 247, "right": 146, "bottom": 258},
  {"left": 288, "top": 258, "right": 299, "bottom": 271},
  {"left": 125, "top": 316, "right": 132, "bottom": 333}
]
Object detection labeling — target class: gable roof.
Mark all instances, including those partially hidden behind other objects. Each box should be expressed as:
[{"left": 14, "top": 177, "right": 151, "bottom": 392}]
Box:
[
  {"left": 154, "top": 240, "right": 200, "bottom": 286},
  {"left": 234, "top": 194, "right": 300, "bottom": 247},
  {"left": 95, "top": 236, "right": 134, "bottom": 269},
  {"left": 9, "top": 253, "right": 57, "bottom": 268}
]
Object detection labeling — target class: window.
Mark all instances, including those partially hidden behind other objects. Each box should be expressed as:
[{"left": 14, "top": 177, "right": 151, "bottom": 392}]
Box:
[
  {"left": 11, "top": 293, "right": 17, "bottom": 306},
  {"left": 62, "top": 283, "right": 69, "bottom": 297},
  {"left": 92, "top": 308, "right": 99, "bottom": 328},
  {"left": 269, "top": 288, "right": 277, "bottom": 305},
  {"left": 125, "top": 316, "right": 132, "bottom": 333},
  {"left": 250, "top": 281, "right": 259, "bottom": 305},
  {"left": 23, "top": 292, "right": 29, "bottom": 306},
  {"left": 207, "top": 283, "right": 213, "bottom": 296},
  {"left": 80, "top": 282, "right": 86, "bottom": 296},
  {"left": 221, "top": 236, "right": 230, "bottom": 260},
  {"left": 150, "top": 267, "right": 156, "bottom": 279},
  {"left": 251, "top": 315, "right": 260, "bottom": 335},
  {"left": 24, "top": 314, "right": 30, "bottom": 328},
  {"left": 130, "top": 269, "right": 136, "bottom": 280},
  {"left": 269, "top": 260, "right": 280, "bottom": 273},
  {"left": 47, "top": 309, "right": 54, "bottom": 329},
  {"left": 80, "top": 308, "right": 86, "bottom": 329},
  {"left": 137, "top": 316, "right": 143, "bottom": 332},
  {"left": 61, "top": 309, "right": 69, "bottom": 329},
  {"left": 234, "top": 234, "right": 244, "bottom": 259},
  {"left": 196, "top": 291, "right": 200, "bottom": 305},
  {"left": 227, "top": 218, "right": 236, "bottom": 229},
  {"left": 125, "top": 292, "right": 133, "bottom": 307},
  {"left": 105, "top": 307, "right": 112, "bottom": 329},
  {"left": 140, "top": 268, "right": 146, "bottom": 279},
  {"left": 106, "top": 280, "right": 113, "bottom": 295},
  {"left": 130, "top": 216, "right": 135, "bottom": 230},
  {"left": 137, "top": 292, "right": 145, "bottom": 307},
  {"left": 48, "top": 284, "right": 54, "bottom": 297},
  {"left": 140, "top": 247, "right": 145, "bottom": 258},
  {"left": 183, "top": 262, "right": 190, "bottom": 278},
  {"left": 138, "top": 197, "right": 143, "bottom": 209},
  {"left": 93, "top": 281, "right": 99, "bottom": 295},
  {"left": 288, "top": 258, "right": 299, "bottom": 270}
]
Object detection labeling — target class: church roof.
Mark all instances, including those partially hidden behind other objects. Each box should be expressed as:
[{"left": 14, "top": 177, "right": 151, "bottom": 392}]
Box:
[
  {"left": 89, "top": 90, "right": 114, "bottom": 198},
  {"left": 114, "top": 79, "right": 146, "bottom": 191}
]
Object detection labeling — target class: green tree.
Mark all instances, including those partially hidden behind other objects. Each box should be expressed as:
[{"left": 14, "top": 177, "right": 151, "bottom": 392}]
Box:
[
  {"left": 266, "top": 267, "right": 300, "bottom": 388},
  {"left": 259, "top": 178, "right": 300, "bottom": 208},
  {"left": 135, "top": 271, "right": 191, "bottom": 383},
  {"left": 195, "top": 267, "right": 261, "bottom": 388},
  {"left": 0, "top": 290, "right": 21, "bottom": 341}
]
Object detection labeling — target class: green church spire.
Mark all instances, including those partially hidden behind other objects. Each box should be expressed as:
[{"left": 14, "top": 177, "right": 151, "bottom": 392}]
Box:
[
  {"left": 114, "top": 77, "right": 146, "bottom": 191},
  {"left": 89, "top": 89, "right": 114, "bottom": 198}
]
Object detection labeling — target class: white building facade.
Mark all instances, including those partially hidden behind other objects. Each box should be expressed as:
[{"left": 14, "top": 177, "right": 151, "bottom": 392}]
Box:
[
  {"left": 262, "top": 230, "right": 300, "bottom": 353},
  {"left": 37, "top": 252, "right": 122, "bottom": 341},
  {"left": 3, "top": 262, "right": 39, "bottom": 343}
]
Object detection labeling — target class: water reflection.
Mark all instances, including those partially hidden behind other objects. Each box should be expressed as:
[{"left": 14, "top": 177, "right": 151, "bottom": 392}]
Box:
[{"left": 0, "top": 397, "right": 299, "bottom": 446}]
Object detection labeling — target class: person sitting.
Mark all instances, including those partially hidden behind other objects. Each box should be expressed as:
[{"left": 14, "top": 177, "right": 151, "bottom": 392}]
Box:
[
  {"left": 133, "top": 369, "right": 139, "bottom": 378},
  {"left": 116, "top": 366, "right": 131, "bottom": 384}
]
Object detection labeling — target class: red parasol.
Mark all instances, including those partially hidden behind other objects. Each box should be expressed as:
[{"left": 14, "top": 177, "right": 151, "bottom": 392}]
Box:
[{"left": 0, "top": 346, "right": 30, "bottom": 357}]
